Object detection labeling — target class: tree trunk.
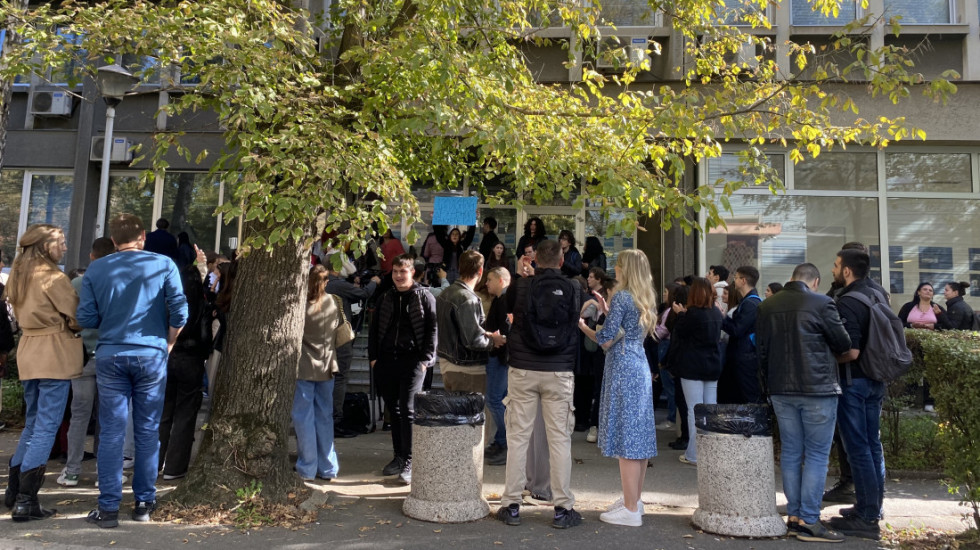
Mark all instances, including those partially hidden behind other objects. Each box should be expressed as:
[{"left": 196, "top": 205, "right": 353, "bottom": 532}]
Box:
[{"left": 171, "top": 219, "right": 311, "bottom": 506}]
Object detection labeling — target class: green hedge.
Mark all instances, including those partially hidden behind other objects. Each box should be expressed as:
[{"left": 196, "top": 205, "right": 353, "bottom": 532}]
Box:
[{"left": 905, "top": 329, "right": 980, "bottom": 529}]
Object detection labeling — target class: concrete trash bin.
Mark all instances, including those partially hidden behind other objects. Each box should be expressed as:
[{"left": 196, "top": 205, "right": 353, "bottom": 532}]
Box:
[
  {"left": 690, "top": 404, "right": 787, "bottom": 537},
  {"left": 402, "top": 391, "right": 490, "bottom": 523}
]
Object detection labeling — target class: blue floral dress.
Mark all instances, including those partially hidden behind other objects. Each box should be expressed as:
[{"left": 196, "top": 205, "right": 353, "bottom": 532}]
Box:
[{"left": 596, "top": 290, "right": 658, "bottom": 459}]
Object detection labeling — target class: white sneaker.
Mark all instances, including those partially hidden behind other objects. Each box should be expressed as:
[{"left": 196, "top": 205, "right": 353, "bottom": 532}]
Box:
[
  {"left": 122, "top": 457, "right": 135, "bottom": 470},
  {"left": 586, "top": 426, "right": 598, "bottom": 443},
  {"left": 606, "top": 497, "right": 644, "bottom": 512},
  {"left": 924, "top": 404, "right": 935, "bottom": 412},
  {"left": 57, "top": 467, "right": 79, "bottom": 487},
  {"left": 655, "top": 420, "right": 675, "bottom": 430},
  {"left": 600, "top": 504, "right": 643, "bottom": 526}
]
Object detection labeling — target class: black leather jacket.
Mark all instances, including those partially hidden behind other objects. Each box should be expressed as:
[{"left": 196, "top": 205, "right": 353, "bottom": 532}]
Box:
[
  {"left": 436, "top": 280, "right": 493, "bottom": 365},
  {"left": 756, "top": 281, "right": 852, "bottom": 396}
]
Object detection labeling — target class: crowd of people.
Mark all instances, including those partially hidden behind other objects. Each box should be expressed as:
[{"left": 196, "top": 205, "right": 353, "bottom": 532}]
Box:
[{"left": 0, "top": 213, "right": 973, "bottom": 539}]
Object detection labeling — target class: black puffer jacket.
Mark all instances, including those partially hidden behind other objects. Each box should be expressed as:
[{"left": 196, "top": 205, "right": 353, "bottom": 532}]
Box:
[
  {"left": 937, "top": 296, "right": 974, "bottom": 330},
  {"left": 506, "top": 268, "right": 579, "bottom": 372},
  {"left": 668, "top": 306, "right": 723, "bottom": 381},
  {"left": 756, "top": 281, "right": 852, "bottom": 396}
]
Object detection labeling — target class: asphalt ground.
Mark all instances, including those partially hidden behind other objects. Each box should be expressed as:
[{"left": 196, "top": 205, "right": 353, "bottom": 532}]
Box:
[{"left": 0, "top": 414, "right": 966, "bottom": 550}]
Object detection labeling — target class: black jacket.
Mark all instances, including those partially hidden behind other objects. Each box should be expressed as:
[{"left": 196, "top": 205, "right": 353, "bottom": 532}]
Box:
[
  {"left": 937, "top": 296, "right": 974, "bottom": 330},
  {"left": 478, "top": 231, "right": 501, "bottom": 260},
  {"left": 836, "top": 278, "right": 878, "bottom": 380},
  {"left": 668, "top": 306, "right": 723, "bottom": 381},
  {"left": 436, "top": 280, "right": 493, "bottom": 365},
  {"left": 484, "top": 294, "right": 510, "bottom": 362},
  {"left": 756, "top": 281, "right": 851, "bottom": 396},
  {"left": 368, "top": 283, "right": 437, "bottom": 370},
  {"left": 560, "top": 247, "right": 582, "bottom": 278},
  {"left": 722, "top": 289, "right": 762, "bottom": 374},
  {"left": 172, "top": 264, "right": 211, "bottom": 358},
  {"left": 506, "top": 267, "right": 579, "bottom": 372}
]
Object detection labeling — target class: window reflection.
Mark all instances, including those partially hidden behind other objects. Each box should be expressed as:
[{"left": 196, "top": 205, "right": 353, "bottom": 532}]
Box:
[
  {"left": 791, "top": 0, "right": 858, "bottom": 24},
  {"left": 27, "top": 174, "right": 74, "bottom": 264},
  {"left": 887, "top": 198, "right": 980, "bottom": 309},
  {"left": 886, "top": 152, "right": 971, "bottom": 193},
  {"left": 0, "top": 170, "right": 25, "bottom": 264},
  {"left": 162, "top": 173, "right": 220, "bottom": 250},
  {"left": 795, "top": 152, "right": 877, "bottom": 191},
  {"left": 105, "top": 174, "right": 153, "bottom": 230},
  {"left": 706, "top": 195, "right": 879, "bottom": 294}
]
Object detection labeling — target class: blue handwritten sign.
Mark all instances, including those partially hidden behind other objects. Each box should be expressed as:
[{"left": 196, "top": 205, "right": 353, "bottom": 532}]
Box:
[{"left": 432, "top": 196, "right": 478, "bottom": 226}]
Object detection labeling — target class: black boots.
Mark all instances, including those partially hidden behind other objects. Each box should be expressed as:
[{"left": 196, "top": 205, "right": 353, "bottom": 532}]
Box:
[
  {"left": 11, "top": 465, "right": 56, "bottom": 522},
  {"left": 4, "top": 463, "right": 20, "bottom": 508}
]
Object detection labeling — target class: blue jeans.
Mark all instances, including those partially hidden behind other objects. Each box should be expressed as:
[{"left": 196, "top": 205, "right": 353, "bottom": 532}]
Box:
[
  {"left": 485, "top": 356, "right": 508, "bottom": 447},
  {"left": 96, "top": 354, "right": 167, "bottom": 512},
  {"left": 292, "top": 379, "right": 339, "bottom": 479},
  {"left": 837, "top": 377, "right": 886, "bottom": 522},
  {"left": 12, "top": 379, "right": 71, "bottom": 471},
  {"left": 771, "top": 394, "right": 838, "bottom": 524},
  {"left": 680, "top": 378, "right": 717, "bottom": 463}
]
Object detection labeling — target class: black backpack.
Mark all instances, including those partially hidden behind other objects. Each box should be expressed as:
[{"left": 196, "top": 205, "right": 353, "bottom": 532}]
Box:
[
  {"left": 840, "top": 290, "right": 913, "bottom": 383},
  {"left": 523, "top": 272, "right": 579, "bottom": 353}
]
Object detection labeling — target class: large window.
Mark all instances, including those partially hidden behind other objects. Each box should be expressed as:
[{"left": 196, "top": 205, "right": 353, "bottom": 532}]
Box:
[
  {"left": 104, "top": 173, "right": 154, "bottom": 230},
  {"left": 883, "top": 0, "right": 952, "bottom": 24},
  {"left": 706, "top": 195, "right": 879, "bottom": 294},
  {"left": 886, "top": 152, "right": 972, "bottom": 193},
  {"left": 887, "top": 199, "right": 980, "bottom": 309},
  {"left": 791, "top": 0, "right": 858, "bottom": 25},
  {"left": 795, "top": 152, "right": 877, "bottom": 191},
  {"left": 161, "top": 172, "right": 221, "bottom": 250},
  {"left": 0, "top": 170, "right": 25, "bottom": 264},
  {"left": 704, "top": 148, "right": 980, "bottom": 311},
  {"left": 585, "top": 209, "right": 635, "bottom": 267},
  {"left": 599, "top": 1, "right": 662, "bottom": 26}
]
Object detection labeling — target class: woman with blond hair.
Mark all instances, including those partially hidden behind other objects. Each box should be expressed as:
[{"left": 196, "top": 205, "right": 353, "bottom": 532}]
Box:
[
  {"left": 3, "top": 224, "right": 83, "bottom": 521},
  {"left": 579, "top": 249, "right": 658, "bottom": 527},
  {"left": 293, "top": 264, "right": 344, "bottom": 481}
]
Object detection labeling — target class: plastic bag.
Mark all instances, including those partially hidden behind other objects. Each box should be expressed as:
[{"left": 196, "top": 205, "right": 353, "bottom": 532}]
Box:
[
  {"left": 694, "top": 403, "right": 772, "bottom": 437},
  {"left": 414, "top": 391, "right": 485, "bottom": 427}
]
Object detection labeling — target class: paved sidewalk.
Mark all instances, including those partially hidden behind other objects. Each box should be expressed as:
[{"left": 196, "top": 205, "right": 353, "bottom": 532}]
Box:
[{"left": 0, "top": 421, "right": 966, "bottom": 550}]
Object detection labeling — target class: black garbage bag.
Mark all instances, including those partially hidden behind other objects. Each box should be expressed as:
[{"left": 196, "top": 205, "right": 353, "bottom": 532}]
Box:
[
  {"left": 694, "top": 403, "right": 772, "bottom": 437},
  {"left": 414, "top": 391, "right": 485, "bottom": 427}
]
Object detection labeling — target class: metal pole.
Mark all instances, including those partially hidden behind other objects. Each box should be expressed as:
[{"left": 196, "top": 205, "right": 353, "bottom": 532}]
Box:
[{"left": 94, "top": 103, "right": 115, "bottom": 238}]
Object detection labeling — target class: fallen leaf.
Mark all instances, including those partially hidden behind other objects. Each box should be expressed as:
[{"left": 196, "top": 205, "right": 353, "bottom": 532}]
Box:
[
  {"left": 376, "top": 519, "right": 391, "bottom": 525},
  {"left": 56, "top": 499, "right": 81, "bottom": 505},
  {"left": 574, "top": 458, "right": 584, "bottom": 465},
  {"left": 683, "top": 534, "right": 694, "bottom": 538},
  {"left": 433, "top": 529, "right": 442, "bottom": 533},
  {"left": 395, "top": 522, "right": 403, "bottom": 528}
]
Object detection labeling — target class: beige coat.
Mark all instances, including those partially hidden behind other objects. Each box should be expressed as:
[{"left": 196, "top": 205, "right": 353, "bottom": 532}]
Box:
[
  {"left": 14, "top": 265, "right": 84, "bottom": 380},
  {"left": 297, "top": 294, "right": 342, "bottom": 382}
]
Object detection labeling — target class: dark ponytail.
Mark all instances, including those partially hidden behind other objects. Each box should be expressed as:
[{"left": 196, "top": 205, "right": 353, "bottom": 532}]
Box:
[{"left": 947, "top": 281, "right": 971, "bottom": 297}]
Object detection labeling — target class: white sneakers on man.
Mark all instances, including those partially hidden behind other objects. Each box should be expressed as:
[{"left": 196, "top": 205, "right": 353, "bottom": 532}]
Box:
[
  {"left": 586, "top": 426, "right": 598, "bottom": 443},
  {"left": 600, "top": 501, "right": 643, "bottom": 526}
]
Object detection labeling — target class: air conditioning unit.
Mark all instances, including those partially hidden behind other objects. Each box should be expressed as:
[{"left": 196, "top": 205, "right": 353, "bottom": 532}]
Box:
[
  {"left": 30, "top": 90, "right": 73, "bottom": 116},
  {"left": 90, "top": 136, "right": 134, "bottom": 163},
  {"left": 596, "top": 36, "right": 651, "bottom": 71}
]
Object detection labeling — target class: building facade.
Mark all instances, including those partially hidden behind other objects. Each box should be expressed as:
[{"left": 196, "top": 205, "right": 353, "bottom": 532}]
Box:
[{"left": 2, "top": 0, "right": 979, "bottom": 311}]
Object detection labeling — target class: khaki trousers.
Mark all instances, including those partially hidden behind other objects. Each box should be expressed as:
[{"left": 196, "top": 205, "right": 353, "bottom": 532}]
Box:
[{"left": 501, "top": 368, "right": 575, "bottom": 510}]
